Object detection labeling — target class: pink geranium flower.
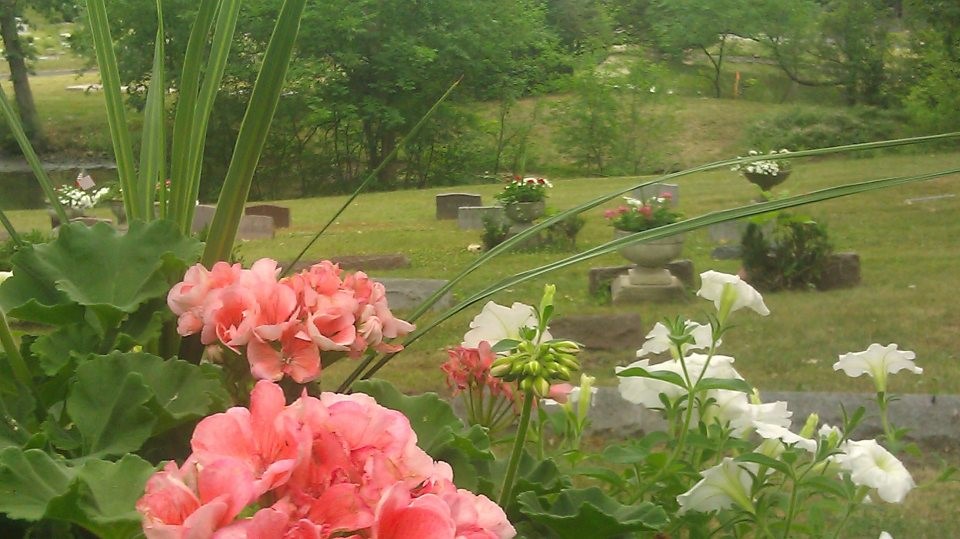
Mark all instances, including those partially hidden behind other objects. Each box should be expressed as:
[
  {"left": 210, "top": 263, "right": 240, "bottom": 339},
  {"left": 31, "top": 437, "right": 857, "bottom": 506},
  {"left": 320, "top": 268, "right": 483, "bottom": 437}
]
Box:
[
  {"left": 247, "top": 323, "right": 322, "bottom": 383},
  {"left": 139, "top": 381, "right": 514, "bottom": 538},
  {"left": 168, "top": 258, "right": 414, "bottom": 384}
]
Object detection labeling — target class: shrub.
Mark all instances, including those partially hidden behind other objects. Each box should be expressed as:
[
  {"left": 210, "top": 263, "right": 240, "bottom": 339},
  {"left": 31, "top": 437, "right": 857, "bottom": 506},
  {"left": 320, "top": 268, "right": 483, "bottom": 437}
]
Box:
[
  {"left": 0, "top": 230, "right": 53, "bottom": 272},
  {"left": 741, "top": 212, "right": 832, "bottom": 291},
  {"left": 744, "top": 106, "right": 909, "bottom": 152},
  {"left": 481, "top": 215, "right": 511, "bottom": 251}
]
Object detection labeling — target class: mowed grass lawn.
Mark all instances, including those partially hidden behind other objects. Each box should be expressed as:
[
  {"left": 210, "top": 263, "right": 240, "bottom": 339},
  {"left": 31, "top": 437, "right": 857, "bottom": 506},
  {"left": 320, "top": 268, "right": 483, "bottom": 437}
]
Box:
[{"left": 7, "top": 150, "right": 957, "bottom": 398}]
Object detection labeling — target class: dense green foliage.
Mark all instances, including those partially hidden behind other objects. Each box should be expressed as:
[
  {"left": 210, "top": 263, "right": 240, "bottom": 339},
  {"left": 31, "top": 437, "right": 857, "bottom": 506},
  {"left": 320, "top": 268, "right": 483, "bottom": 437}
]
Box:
[
  {"left": 744, "top": 106, "right": 908, "bottom": 151},
  {"left": 741, "top": 213, "right": 833, "bottom": 291},
  {"left": 32, "top": 0, "right": 957, "bottom": 198}
]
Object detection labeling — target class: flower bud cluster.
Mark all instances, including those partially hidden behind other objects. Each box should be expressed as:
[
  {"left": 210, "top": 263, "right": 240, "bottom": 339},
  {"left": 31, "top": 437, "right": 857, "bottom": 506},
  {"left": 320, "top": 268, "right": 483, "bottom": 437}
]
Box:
[{"left": 491, "top": 339, "right": 581, "bottom": 397}]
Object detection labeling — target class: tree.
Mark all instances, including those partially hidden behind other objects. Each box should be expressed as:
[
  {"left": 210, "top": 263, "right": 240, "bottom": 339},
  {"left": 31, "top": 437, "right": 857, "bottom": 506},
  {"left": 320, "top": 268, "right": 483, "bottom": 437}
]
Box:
[
  {"left": 0, "top": 1, "right": 78, "bottom": 150},
  {"left": 544, "top": 0, "right": 614, "bottom": 56},
  {"left": 902, "top": 0, "right": 960, "bottom": 131},
  {"left": 296, "top": 0, "right": 565, "bottom": 185},
  {"left": 647, "top": 0, "right": 755, "bottom": 98},
  {"left": 0, "top": 1, "right": 44, "bottom": 148},
  {"left": 87, "top": 0, "right": 566, "bottom": 193},
  {"left": 754, "top": 0, "right": 894, "bottom": 106}
]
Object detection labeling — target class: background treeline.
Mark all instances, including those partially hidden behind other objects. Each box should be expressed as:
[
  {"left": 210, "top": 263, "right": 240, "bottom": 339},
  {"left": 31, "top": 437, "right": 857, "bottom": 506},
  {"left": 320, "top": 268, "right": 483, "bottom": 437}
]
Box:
[{"left": 3, "top": 0, "right": 959, "bottom": 201}]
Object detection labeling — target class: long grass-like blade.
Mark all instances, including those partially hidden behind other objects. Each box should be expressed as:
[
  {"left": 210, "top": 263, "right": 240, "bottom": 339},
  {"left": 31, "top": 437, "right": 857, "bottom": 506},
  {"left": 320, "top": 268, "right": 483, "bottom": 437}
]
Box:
[
  {"left": 201, "top": 0, "right": 307, "bottom": 266},
  {"left": 85, "top": 0, "right": 141, "bottom": 220},
  {"left": 180, "top": 0, "right": 242, "bottom": 232},
  {"left": 352, "top": 165, "right": 960, "bottom": 384},
  {"left": 282, "top": 78, "right": 463, "bottom": 278},
  {"left": 169, "top": 0, "right": 220, "bottom": 231},
  {"left": 138, "top": 1, "right": 166, "bottom": 220},
  {"left": 0, "top": 85, "right": 67, "bottom": 223},
  {"left": 0, "top": 209, "right": 21, "bottom": 246}
]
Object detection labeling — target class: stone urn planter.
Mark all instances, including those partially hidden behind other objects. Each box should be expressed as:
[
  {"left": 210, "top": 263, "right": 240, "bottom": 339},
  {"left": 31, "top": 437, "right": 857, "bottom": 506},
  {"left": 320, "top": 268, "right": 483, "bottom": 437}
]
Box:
[
  {"left": 615, "top": 229, "right": 685, "bottom": 286},
  {"left": 47, "top": 207, "right": 86, "bottom": 228},
  {"left": 743, "top": 170, "right": 791, "bottom": 191},
  {"left": 108, "top": 199, "right": 127, "bottom": 224},
  {"left": 503, "top": 200, "right": 545, "bottom": 224}
]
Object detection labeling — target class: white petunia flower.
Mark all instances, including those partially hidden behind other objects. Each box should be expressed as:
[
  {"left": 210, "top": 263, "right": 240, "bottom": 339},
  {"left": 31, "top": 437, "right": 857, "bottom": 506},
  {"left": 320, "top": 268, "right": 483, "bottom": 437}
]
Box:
[
  {"left": 754, "top": 422, "right": 817, "bottom": 452},
  {"left": 698, "top": 271, "right": 770, "bottom": 317},
  {"left": 0, "top": 271, "right": 12, "bottom": 285},
  {"left": 617, "top": 354, "right": 741, "bottom": 409},
  {"left": 461, "top": 300, "right": 552, "bottom": 349},
  {"left": 703, "top": 392, "right": 791, "bottom": 439},
  {"left": 833, "top": 343, "right": 921, "bottom": 392},
  {"left": 879, "top": 532, "right": 893, "bottom": 539},
  {"left": 837, "top": 439, "right": 915, "bottom": 503},
  {"left": 636, "top": 321, "right": 714, "bottom": 357},
  {"left": 677, "top": 458, "right": 757, "bottom": 514}
]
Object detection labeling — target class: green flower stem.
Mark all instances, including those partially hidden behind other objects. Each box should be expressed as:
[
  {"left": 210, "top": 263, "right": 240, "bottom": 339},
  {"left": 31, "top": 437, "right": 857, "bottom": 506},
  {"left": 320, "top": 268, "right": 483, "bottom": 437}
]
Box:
[
  {"left": 877, "top": 392, "right": 896, "bottom": 444},
  {"left": 0, "top": 208, "right": 22, "bottom": 246},
  {"left": 484, "top": 390, "right": 498, "bottom": 426},
  {"left": 781, "top": 480, "right": 800, "bottom": 539},
  {"left": 462, "top": 393, "right": 476, "bottom": 425},
  {"left": 0, "top": 309, "right": 31, "bottom": 391},
  {"left": 830, "top": 487, "right": 869, "bottom": 539},
  {"left": 498, "top": 387, "right": 535, "bottom": 508},
  {"left": 489, "top": 399, "right": 517, "bottom": 433}
]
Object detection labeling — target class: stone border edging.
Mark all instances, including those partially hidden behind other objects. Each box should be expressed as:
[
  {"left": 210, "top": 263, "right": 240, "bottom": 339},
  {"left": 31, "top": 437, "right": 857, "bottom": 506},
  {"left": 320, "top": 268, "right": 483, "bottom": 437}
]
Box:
[{"left": 589, "top": 388, "right": 960, "bottom": 444}]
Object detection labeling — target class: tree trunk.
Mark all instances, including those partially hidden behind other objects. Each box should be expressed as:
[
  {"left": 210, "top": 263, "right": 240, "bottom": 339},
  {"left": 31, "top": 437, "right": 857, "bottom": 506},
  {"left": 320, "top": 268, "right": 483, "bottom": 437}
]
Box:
[{"left": 0, "top": 0, "right": 44, "bottom": 149}]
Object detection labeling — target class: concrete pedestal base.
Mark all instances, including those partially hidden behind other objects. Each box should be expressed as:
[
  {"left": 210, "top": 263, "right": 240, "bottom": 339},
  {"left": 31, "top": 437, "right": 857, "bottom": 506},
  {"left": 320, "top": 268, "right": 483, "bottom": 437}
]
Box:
[
  {"left": 611, "top": 273, "right": 685, "bottom": 303},
  {"left": 506, "top": 226, "right": 545, "bottom": 250}
]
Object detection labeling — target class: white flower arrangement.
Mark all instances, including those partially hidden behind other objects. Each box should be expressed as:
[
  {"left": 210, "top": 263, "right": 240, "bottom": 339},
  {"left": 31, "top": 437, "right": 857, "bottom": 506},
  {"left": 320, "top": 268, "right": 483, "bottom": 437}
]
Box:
[
  {"left": 54, "top": 184, "right": 111, "bottom": 210},
  {"left": 732, "top": 149, "right": 792, "bottom": 177}
]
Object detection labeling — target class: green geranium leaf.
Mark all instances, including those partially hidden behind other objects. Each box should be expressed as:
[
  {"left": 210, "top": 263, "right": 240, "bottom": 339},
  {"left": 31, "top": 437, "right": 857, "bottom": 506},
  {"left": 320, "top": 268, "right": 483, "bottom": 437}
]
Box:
[
  {"left": 0, "top": 387, "right": 36, "bottom": 450},
  {"left": 31, "top": 323, "right": 102, "bottom": 375},
  {"left": 41, "top": 420, "right": 81, "bottom": 452},
  {"left": 517, "top": 487, "right": 668, "bottom": 538},
  {"left": 616, "top": 366, "right": 687, "bottom": 389},
  {"left": 98, "top": 352, "right": 223, "bottom": 432},
  {"left": 601, "top": 432, "right": 671, "bottom": 465},
  {"left": 0, "top": 221, "right": 201, "bottom": 328},
  {"left": 0, "top": 448, "right": 76, "bottom": 520},
  {"left": 67, "top": 358, "right": 155, "bottom": 457},
  {"left": 44, "top": 455, "right": 155, "bottom": 539},
  {"left": 353, "top": 379, "right": 494, "bottom": 490},
  {"left": 116, "top": 300, "right": 168, "bottom": 350},
  {"left": 438, "top": 425, "right": 494, "bottom": 491}
]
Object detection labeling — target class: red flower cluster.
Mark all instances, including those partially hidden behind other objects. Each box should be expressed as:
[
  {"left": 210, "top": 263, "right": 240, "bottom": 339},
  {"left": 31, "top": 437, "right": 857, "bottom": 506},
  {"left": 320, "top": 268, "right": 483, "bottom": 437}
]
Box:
[
  {"left": 168, "top": 259, "right": 414, "bottom": 383},
  {"left": 137, "top": 381, "right": 515, "bottom": 538},
  {"left": 441, "top": 342, "right": 516, "bottom": 402}
]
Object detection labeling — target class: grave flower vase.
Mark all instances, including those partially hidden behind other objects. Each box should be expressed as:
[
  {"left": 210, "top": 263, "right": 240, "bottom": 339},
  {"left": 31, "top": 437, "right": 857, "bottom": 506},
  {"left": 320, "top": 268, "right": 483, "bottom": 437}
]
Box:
[
  {"left": 504, "top": 200, "right": 545, "bottom": 224},
  {"left": 615, "top": 229, "right": 685, "bottom": 286},
  {"left": 743, "top": 170, "right": 791, "bottom": 191},
  {"left": 109, "top": 200, "right": 127, "bottom": 224},
  {"left": 47, "top": 207, "right": 85, "bottom": 228}
]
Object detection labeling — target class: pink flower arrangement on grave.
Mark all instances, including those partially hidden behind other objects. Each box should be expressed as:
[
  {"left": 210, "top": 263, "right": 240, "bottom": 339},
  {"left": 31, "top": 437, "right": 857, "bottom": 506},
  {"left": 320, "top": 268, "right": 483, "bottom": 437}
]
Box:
[
  {"left": 168, "top": 258, "right": 414, "bottom": 383},
  {"left": 604, "top": 193, "right": 681, "bottom": 233},
  {"left": 136, "top": 380, "right": 516, "bottom": 538}
]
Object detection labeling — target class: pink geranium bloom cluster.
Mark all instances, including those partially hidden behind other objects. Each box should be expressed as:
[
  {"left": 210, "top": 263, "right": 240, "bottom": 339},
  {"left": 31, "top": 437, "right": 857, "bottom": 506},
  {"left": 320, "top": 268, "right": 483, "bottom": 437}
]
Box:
[
  {"left": 137, "top": 381, "right": 516, "bottom": 539},
  {"left": 441, "top": 341, "right": 516, "bottom": 403},
  {"left": 167, "top": 258, "right": 414, "bottom": 383}
]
